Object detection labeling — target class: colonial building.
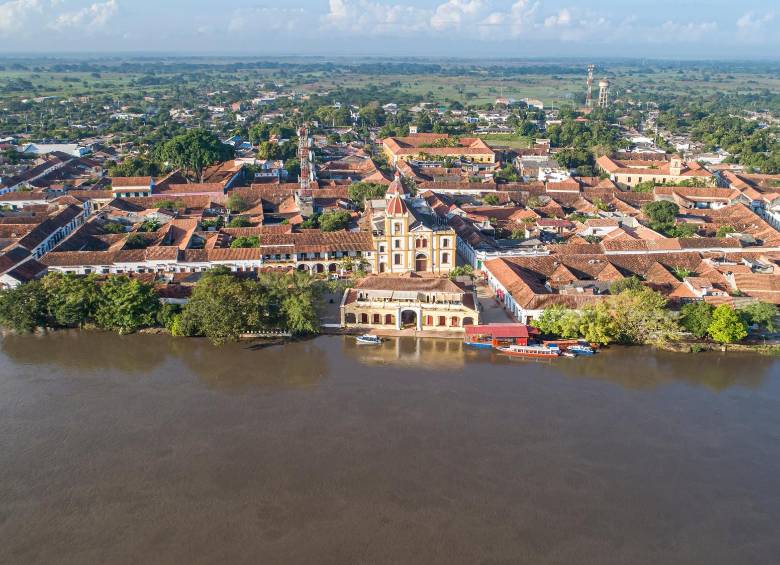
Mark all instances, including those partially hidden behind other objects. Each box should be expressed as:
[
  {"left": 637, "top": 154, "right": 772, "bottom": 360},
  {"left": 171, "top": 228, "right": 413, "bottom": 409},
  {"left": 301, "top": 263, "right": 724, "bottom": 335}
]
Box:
[
  {"left": 596, "top": 155, "right": 715, "bottom": 189},
  {"left": 382, "top": 133, "right": 495, "bottom": 166},
  {"left": 366, "top": 177, "right": 457, "bottom": 275},
  {"left": 340, "top": 273, "right": 479, "bottom": 332}
]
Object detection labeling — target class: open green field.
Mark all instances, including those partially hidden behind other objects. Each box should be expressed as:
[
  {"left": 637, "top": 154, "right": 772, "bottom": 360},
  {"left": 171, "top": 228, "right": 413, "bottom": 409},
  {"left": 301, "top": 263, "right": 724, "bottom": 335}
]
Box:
[{"left": 1, "top": 57, "right": 779, "bottom": 112}]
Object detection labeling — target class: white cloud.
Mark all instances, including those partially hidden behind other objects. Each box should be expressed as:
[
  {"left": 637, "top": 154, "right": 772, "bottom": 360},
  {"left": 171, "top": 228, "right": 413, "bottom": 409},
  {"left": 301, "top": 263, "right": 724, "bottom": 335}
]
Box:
[
  {"left": 654, "top": 20, "right": 718, "bottom": 42},
  {"left": 430, "top": 0, "right": 486, "bottom": 32},
  {"left": 321, "top": 0, "right": 541, "bottom": 39},
  {"left": 323, "top": 0, "right": 429, "bottom": 34},
  {"left": 0, "top": 0, "right": 44, "bottom": 35},
  {"left": 736, "top": 11, "right": 775, "bottom": 42},
  {"left": 49, "top": 0, "right": 118, "bottom": 30},
  {"left": 228, "top": 7, "right": 306, "bottom": 33},
  {"left": 737, "top": 11, "right": 775, "bottom": 30},
  {"left": 0, "top": 0, "right": 118, "bottom": 35},
  {"left": 544, "top": 8, "right": 571, "bottom": 28}
]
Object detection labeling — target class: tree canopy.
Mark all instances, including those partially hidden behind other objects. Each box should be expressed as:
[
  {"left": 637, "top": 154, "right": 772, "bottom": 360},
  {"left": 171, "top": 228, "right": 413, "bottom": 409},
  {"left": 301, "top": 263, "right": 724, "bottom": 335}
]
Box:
[{"left": 155, "top": 129, "right": 234, "bottom": 182}]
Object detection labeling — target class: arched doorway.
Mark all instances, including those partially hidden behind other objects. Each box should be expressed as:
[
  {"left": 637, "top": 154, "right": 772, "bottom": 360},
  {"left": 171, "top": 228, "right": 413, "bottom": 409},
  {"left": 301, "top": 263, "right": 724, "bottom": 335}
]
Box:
[
  {"left": 415, "top": 253, "right": 428, "bottom": 272},
  {"left": 401, "top": 310, "right": 418, "bottom": 329},
  {"left": 297, "top": 264, "right": 309, "bottom": 271},
  {"left": 314, "top": 264, "right": 324, "bottom": 274},
  {"left": 384, "top": 314, "right": 395, "bottom": 326},
  {"left": 328, "top": 263, "right": 337, "bottom": 273},
  {"left": 345, "top": 313, "right": 356, "bottom": 324}
]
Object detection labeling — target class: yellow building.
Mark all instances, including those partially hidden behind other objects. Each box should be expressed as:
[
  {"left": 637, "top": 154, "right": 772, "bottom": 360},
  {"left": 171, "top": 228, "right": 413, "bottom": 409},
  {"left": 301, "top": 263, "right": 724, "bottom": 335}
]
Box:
[
  {"left": 367, "top": 176, "right": 457, "bottom": 274},
  {"left": 596, "top": 155, "right": 715, "bottom": 189},
  {"left": 382, "top": 133, "right": 495, "bottom": 166},
  {"left": 340, "top": 273, "right": 479, "bottom": 332}
]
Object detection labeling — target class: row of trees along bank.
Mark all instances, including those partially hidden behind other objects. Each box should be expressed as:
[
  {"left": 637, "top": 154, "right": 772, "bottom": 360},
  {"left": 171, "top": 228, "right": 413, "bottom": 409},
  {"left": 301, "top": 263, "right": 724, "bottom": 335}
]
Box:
[
  {"left": 0, "top": 269, "right": 322, "bottom": 346},
  {"left": 536, "top": 279, "right": 778, "bottom": 347}
]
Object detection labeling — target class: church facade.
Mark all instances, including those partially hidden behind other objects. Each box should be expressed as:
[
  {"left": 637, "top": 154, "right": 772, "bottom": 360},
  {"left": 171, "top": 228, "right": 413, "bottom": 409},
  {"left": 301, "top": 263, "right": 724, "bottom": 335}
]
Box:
[{"left": 367, "top": 175, "right": 457, "bottom": 275}]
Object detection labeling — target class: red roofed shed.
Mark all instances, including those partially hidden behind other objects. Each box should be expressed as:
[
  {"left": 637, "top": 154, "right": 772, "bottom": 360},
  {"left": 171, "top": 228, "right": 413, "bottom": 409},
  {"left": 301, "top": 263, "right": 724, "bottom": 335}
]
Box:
[{"left": 464, "top": 323, "right": 540, "bottom": 348}]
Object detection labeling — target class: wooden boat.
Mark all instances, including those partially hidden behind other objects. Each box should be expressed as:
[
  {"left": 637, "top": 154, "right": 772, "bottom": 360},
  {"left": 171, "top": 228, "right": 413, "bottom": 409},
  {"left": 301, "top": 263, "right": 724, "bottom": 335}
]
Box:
[
  {"left": 356, "top": 334, "right": 382, "bottom": 345},
  {"left": 496, "top": 344, "right": 561, "bottom": 358}
]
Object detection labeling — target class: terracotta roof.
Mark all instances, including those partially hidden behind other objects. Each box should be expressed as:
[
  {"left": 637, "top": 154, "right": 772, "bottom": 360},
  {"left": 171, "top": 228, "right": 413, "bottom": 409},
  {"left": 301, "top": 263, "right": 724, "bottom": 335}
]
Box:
[
  {"left": 355, "top": 273, "right": 464, "bottom": 293},
  {"left": 111, "top": 176, "right": 153, "bottom": 188},
  {"left": 386, "top": 194, "right": 408, "bottom": 216}
]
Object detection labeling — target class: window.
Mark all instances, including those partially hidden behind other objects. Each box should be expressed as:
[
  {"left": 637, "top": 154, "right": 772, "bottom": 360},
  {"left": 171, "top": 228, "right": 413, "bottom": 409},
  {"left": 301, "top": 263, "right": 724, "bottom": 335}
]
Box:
[
  {"left": 394, "top": 254, "right": 402, "bottom": 265},
  {"left": 438, "top": 316, "right": 446, "bottom": 327},
  {"left": 393, "top": 222, "right": 402, "bottom": 234},
  {"left": 394, "top": 239, "right": 401, "bottom": 249},
  {"left": 442, "top": 253, "right": 450, "bottom": 264},
  {"left": 379, "top": 244, "right": 385, "bottom": 253},
  {"left": 442, "top": 239, "right": 449, "bottom": 248}
]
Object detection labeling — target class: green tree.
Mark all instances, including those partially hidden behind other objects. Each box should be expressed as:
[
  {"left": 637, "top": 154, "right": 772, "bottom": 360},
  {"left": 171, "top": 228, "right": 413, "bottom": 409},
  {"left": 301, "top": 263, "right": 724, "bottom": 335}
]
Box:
[
  {"left": 178, "top": 268, "right": 268, "bottom": 344},
  {"left": 41, "top": 273, "right": 99, "bottom": 328},
  {"left": 124, "top": 233, "right": 151, "bottom": 249},
  {"left": 137, "top": 219, "right": 161, "bottom": 233},
  {"left": 230, "top": 236, "right": 261, "bottom": 248},
  {"left": 708, "top": 304, "right": 748, "bottom": 344},
  {"left": 643, "top": 200, "right": 679, "bottom": 232},
  {"left": 717, "top": 225, "right": 736, "bottom": 238},
  {"left": 609, "top": 275, "right": 642, "bottom": 295},
  {"left": 679, "top": 301, "right": 715, "bottom": 339},
  {"left": 0, "top": 280, "right": 49, "bottom": 332},
  {"left": 94, "top": 277, "right": 160, "bottom": 334},
  {"left": 318, "top": 210, "right": 352, "bottom": 232},
  {"left": 578, "top": 302, "right": 615, "bottom": 345},
  {"left": 228, "top": 216, "right": 251, "bottom": 228},
  {"left": 226, "top": 194, "right": 249, "bottom": 213},
  {"left": 155, "top": 129, "right": 234, "bottom": 183},
  {"left": 448, "top": 264, "right": 474, "bottom": 280},
  {"left": 608, "top": 287, "right": 681, "bottom": 346},
  {"left": 347, "top": 182, "right": 387, "bottom": 210},
  {"left": 739, "top": 302, "right": 778, "bottom": 333},
  {"left": 108, "top": 155, "right": 161, "bottom": 178},
  {"left": 537, "top": 305, "right": 580, "bottom": 338},
  {"left": 103, "top": 221, "right": 125, "bottom": 234}
]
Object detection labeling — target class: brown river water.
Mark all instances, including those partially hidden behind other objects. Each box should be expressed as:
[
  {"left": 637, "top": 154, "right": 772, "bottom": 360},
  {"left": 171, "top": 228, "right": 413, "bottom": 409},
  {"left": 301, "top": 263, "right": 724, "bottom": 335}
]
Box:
[{"left": 1, "top": 332, "right": 779, "bottom": 565}]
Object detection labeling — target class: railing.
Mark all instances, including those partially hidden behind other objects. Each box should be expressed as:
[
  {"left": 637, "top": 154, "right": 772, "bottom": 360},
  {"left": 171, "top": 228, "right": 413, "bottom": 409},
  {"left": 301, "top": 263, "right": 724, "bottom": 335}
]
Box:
[{"left": 240, "top": 329, "right": 292, "bottom": 338}]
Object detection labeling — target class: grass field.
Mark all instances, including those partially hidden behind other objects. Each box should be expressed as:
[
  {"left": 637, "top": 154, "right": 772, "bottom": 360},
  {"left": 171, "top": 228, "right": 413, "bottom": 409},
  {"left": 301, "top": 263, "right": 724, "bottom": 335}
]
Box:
[{"left": 2, "top": 58, "right": 780, "bottom": 110}]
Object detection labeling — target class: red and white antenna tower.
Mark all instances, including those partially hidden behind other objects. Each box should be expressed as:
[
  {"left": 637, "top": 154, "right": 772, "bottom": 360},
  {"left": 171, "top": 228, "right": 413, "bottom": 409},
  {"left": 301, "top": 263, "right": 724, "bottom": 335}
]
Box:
[{"left": 586, "top": 64, "right": 595, "bottom": 108}]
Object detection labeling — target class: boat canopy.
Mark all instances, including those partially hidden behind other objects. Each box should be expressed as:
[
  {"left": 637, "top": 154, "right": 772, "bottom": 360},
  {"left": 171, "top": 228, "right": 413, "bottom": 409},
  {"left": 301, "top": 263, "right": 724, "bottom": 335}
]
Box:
[{"left": 465, "top": 324, "right": 540, "bottom": 338}]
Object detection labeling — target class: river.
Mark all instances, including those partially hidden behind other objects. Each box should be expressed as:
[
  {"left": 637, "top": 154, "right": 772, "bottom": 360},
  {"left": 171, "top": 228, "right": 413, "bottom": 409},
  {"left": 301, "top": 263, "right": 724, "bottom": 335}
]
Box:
[{"left": 1, "top": 332, "right": 779, "bottom": 564}]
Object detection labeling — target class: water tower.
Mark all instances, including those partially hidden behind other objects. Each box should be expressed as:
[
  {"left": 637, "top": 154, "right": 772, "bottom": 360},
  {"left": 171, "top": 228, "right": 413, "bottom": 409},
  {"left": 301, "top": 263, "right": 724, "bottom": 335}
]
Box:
[{"left": 598, "top": 78, "right": 610, "bottom": 108}]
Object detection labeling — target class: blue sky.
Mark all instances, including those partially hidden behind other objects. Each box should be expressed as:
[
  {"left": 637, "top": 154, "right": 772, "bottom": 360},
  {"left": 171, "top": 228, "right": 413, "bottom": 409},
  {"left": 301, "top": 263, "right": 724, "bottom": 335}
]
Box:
[{"left": 0, "top": 0, "right": 777, "bottom": 58}]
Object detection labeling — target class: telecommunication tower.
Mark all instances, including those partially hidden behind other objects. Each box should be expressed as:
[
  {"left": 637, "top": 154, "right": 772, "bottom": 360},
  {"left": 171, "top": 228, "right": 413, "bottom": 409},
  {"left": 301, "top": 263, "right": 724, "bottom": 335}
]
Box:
[{"left": 586, "top": 65, "right": 595, "bottom": 108}]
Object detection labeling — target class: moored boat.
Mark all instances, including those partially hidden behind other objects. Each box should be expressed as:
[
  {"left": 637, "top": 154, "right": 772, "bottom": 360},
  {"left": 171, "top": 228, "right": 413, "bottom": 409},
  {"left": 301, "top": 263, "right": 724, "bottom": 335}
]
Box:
[
  {"left": 356, "top": 334, "right": 383, "bottom": 345},
  {"left": 568, "top": 344, "right": 596, "bottom": 356},
  {"left": 496, "top": 344, "right": 561, "bottom": 358}
]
